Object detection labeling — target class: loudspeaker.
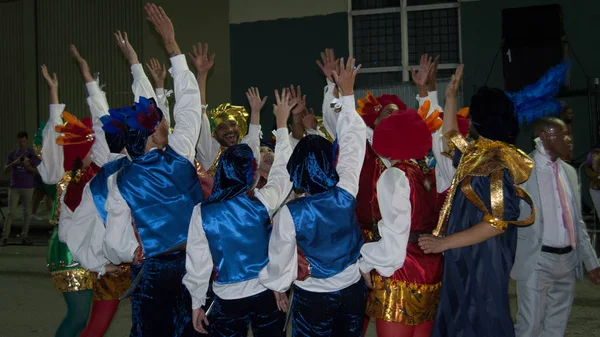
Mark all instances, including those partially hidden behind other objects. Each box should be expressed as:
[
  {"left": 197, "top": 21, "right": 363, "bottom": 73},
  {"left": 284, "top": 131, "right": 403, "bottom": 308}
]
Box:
[{"left": 502, "top": 4, "right": 567, "bottom": 92}]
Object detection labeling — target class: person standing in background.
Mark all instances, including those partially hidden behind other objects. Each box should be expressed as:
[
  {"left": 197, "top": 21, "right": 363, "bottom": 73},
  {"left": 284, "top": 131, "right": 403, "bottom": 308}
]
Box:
[{"left": 2, "top": 131, "right": 40, "bottom": 246}]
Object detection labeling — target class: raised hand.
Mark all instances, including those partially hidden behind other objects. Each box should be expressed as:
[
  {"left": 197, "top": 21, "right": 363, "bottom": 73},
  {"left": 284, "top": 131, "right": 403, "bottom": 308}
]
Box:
[
  {"left": 188, "top": 42, "right": 215, "bottom": 75},
  {"left": 192, "top": 308, "right": 209, "bottom": 334},
  {"left": 145, "top": 3, "right": 180, "bottom": 56},
  {"left": 316, "top": 48, "right": 339, "bottom": 82},
  {"left": 41, "top": 64, "right": 59, "bottom": 104},
  {"left": 70, "top": 45, "right": 94, "bottom": 83},
  {"left": 288, "top": 85, "right": 306, "bottom": 116},
  {"left": 273, "top": 88, "right": 297, "bottom": 129},
  {"left": 114, "top": 30, "right": 139, "bottom": 65},
  {"left": 331, "top": 57, "right": 361, "bottom": 96},
  {"left": 41, "top": 64, "right": 58, "bottom": 89},
  {"left": 302, "top": 108, "right": 318, "bottom": 131},
  {"left": 445, "top": 64, "right": 464, "bottom": 100},
  {"left": 146, "top": 58, "right": 167, "bottom": 88},
  {"left": 246, "top": 87, "right": 267, "bottom": 114},
  {"left": 410, "top": 54, "right": 434, "bottom": 90},
  {"left": 428, "top": 55, "right": 440, "bottom": 91}
]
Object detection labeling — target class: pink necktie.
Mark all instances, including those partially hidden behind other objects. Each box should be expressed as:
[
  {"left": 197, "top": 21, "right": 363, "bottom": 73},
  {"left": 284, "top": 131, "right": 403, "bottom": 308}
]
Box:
[{"left": 550, "top": 162, "right": 576, "bottom": 248}]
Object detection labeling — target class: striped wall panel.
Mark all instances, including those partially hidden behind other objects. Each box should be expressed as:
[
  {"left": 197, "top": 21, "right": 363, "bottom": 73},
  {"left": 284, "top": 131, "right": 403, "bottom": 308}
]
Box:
[
  {"left": 36, "top": 0, "right": 144, "bottom": 121},
  {"left": 0, "top": 0, "right": 26, "bottom": 176}
]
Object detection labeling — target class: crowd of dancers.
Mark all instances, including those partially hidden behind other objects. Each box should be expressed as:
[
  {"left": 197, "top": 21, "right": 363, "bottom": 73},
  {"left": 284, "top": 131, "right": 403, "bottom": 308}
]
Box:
[{"left": 24, "top": 3, "right": 600, "bottom": 337}]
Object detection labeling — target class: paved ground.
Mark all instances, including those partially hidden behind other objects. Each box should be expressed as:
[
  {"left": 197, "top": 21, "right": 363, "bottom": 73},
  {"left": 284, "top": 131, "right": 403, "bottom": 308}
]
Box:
[{"left": 1, "top": 206, "right": 600, "bottom": 336}]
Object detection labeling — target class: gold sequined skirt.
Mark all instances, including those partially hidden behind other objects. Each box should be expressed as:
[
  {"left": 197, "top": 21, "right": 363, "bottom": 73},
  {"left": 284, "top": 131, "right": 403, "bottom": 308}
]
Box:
[
  {"left": 50, "top": 268, "right": 94, "bottom": 293},
  {"left": 90, "top": 266, "right": 131, "bottom": 301},
  {"left": 366, "top": 275, "right": 441, "bottom": 325}
]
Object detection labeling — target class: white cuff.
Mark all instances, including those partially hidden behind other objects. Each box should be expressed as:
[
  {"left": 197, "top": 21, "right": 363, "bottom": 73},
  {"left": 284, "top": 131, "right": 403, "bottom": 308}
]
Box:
[
  {"left": 341, "top": 95, "right": 356, "bottom": 110},
  {"left": 155, "top": 88, "right": 165, "bottom": 96},
  {"left": 49, "top": 104, "right": 66, "bottom": 120},
  {"left": 169, "top": 54, "right": 189, "bottom": 75},
  {"left": 85, "top": 81, "right": 103, "bottom": 97},
  {"left": 131, "top": 63, "right": 146, "bottom": 80}
]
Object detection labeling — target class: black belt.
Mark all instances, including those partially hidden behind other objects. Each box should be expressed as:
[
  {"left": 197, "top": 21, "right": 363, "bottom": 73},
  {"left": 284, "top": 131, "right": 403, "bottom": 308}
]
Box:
[{"left": 541, "top": 245, "right": 573, "bottom": 255}]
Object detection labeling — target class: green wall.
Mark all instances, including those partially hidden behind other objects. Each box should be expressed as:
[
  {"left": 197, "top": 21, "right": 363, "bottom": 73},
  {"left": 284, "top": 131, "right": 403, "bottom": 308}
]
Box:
[
  {"left": 229, "top": 12, "right": 349, "bottom": 133},
  {"left": 461, "top": 0, "right": 600, "bottom": 156}
]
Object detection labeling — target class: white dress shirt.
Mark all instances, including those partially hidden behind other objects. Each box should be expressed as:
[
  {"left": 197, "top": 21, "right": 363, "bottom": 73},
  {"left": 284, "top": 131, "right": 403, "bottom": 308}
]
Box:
[
  {"left": 183, "top": 127, "right": 293, "bottom": 309},
  {"left": 258, "top": 95, "right": 367, "bottom": 293},
  {"left": 534, "top": 138, "right": 573, "bottom": 248},
  {"left": 358, "top": 167, "right": 412, "bottom": 276},
  {"left": 102, "top": 54, "right": 203, "bottom": 266}
]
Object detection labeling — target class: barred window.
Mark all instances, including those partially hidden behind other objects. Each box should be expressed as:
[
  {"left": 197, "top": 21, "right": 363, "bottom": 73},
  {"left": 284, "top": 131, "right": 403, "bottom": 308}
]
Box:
[{"left": 350, "top": 0, "right": 462, "bottom": 89}]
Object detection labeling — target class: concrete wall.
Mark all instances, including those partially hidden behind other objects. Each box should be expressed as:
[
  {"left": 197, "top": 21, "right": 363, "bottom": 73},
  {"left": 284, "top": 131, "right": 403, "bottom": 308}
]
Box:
[
  {"left": 0, "top": 0, "right": 231, "bottom": 183},
  {"left": 461, "top": 0, "right": 600, "bottom": 156},
  {"left": 229, "top": 0, "right": 349, "bottom": 132}
]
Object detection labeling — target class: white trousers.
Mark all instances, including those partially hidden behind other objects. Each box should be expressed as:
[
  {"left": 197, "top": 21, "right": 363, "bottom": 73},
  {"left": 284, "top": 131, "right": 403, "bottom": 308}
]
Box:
[{"left": 515, "top": 251, "right": 577, "bottom": 337}]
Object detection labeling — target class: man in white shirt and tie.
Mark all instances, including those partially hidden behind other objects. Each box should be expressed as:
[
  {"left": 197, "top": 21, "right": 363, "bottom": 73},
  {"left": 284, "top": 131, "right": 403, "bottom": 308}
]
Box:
[{"left": 511, "top": 117, "right": 600, "bottom": 337}]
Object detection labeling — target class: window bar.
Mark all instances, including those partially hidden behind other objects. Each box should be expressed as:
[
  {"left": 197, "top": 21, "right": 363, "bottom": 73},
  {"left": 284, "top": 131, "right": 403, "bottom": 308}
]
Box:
[{"left": 401, "top": 0, "right": 410, "bottom": 81}]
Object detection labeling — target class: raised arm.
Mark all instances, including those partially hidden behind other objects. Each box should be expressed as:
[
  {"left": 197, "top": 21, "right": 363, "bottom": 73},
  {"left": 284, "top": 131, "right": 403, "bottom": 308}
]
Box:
[
  {"left": 188, "top": 42, "right": 215, "bottom": 114},
  {"left": 146, "top": 3, "right": 202, "bottom": 163},
  {"left": 331, "top": 57, "right": 366, "bottom": 197},
  {"left": 38, "top": 65, "right": 65, "bottom": 184},
  {"left": 71, "top": 45, "right": 112, "bottom": 166},
  {"left": 288, "top": 85, "right": 306, "bottom": 141},
  {"left": 115, "top": 30, "right": 157, "bottom": 104},
  {"left": 317, "top": 48, "right": 340, "bottom": 137},
  {"left": 146, "top": 58, "right": 171, "bottom": 130},
  {"left": 255, "top": 89, "right": 294, "bottom": 215},
  {"left": 242, "top": 87, "right": 266, "bottom": 163},
  {"left": 441, "top": 65, "right": 463, "bottom": 150},
  {"left": 411, "top": 54, "right": 433, "bottom": 101}
]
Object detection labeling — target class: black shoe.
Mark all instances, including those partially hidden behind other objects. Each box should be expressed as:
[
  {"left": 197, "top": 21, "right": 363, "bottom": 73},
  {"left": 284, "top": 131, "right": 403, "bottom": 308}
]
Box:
[{"left": 21, "top": 237, "right": 33, "bottom": 246}]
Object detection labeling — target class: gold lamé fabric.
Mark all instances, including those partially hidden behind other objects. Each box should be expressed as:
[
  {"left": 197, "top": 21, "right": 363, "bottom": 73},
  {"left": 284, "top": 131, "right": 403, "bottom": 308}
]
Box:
[
  {"left": 209, "top": 103, "right": 249, "bottom": 138},
  {"left": 50, "top": 268, "right": 94, "bottom": 293},
  {"left": 91, "top": 266, "right": 132, "bottom": 300},
  {"left": 366, "top": 275, "right": 441, "bottom": 325},
  {"left": 434, "top": 131, "right": 535, "bottom": 236},
  {"left": 207, "top": 146, "right": 226, "bottom": 177}
]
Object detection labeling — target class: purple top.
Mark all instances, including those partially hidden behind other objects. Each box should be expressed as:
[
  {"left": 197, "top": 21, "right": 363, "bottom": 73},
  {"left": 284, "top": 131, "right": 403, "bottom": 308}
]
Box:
[{"left": 6, "top": 148, "right": 40, "bottom": 189}]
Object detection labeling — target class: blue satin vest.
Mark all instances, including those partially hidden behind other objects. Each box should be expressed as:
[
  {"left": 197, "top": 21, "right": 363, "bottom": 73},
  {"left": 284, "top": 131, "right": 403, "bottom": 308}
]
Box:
[
  {"left": 117, "top": 146, "right": 203, "bottom": 258},
  {"left": 287, "top": 186, "right": 363, "bottom": 279},
  {"left": 201, "top": 194, "right": 271, "bottom": 284},
  {"left": 90, "top": 157, "right": 130, "bottom": 224}
]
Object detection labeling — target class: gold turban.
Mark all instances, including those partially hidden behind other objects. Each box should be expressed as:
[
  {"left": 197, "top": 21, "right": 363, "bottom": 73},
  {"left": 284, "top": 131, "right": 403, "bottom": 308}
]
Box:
[{"left": 209, "top": 103, "right": 249, "bottom": 139}]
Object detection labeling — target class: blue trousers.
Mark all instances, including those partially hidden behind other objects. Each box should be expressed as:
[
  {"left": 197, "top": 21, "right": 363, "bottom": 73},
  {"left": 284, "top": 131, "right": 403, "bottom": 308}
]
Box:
[
  {"left": 209, "top": 289, "right": 285, "bottom": 337},
  {"left": 292, "top": 279, "right": 367, "bottom": 337},
  {"left": 130, "top": 251, "right": 201, "bottom": 337}
]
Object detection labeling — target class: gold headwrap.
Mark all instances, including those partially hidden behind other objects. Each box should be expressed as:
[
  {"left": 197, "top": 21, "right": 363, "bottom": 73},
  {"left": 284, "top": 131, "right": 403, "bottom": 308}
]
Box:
[{"left": 209, "top": 103, "right": 249, "bottom": 139}]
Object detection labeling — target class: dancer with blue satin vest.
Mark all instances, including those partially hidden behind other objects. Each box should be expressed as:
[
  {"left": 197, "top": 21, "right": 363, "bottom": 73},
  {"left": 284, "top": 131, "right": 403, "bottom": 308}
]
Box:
[
  {"left": 184, "top": 88, "right": 295, "bottom": 336},
  {"left": 259, "top": 57, "right": 367, "bottom": 337},
  {"left": 100, "top": 4, "right": 204, "bottom": 336}
]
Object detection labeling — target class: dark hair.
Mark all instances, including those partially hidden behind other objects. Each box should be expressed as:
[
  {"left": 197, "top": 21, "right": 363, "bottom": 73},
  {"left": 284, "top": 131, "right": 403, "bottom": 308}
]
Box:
[
  {"left": 17, "top": 131, "right": 28, "bottom": 139},
  {"left": 470, "top": 87, "right": 519, "bottom": 144},
  {"left": 533, "top": 117, "right": 564, "bottom": 138}
]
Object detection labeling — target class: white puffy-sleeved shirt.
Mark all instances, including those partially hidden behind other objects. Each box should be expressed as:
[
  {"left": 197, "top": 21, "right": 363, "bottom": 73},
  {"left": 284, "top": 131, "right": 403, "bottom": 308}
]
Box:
[
  {"left": 102, "top": 54, "right": 203, "bottom": 266},
  {"left": 358, "top": 167, "right": 412, "bottom": 276},
  {"left": 183, "top": 127, "right": 293, "bottom": 309},
  {"left": 258, "top": 94, "right": 367, "bottom": 293}
]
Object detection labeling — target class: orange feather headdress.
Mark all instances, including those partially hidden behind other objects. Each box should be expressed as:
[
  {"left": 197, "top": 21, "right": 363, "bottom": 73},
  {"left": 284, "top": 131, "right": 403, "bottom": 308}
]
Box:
[{"left": 55, "top": 111, "right": 95, "bottom": 171}]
